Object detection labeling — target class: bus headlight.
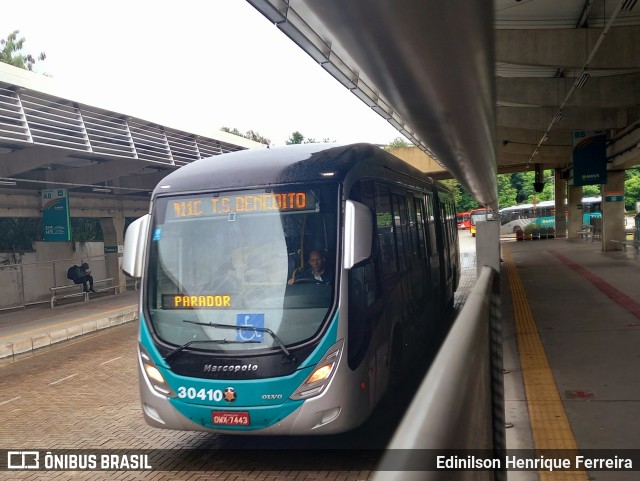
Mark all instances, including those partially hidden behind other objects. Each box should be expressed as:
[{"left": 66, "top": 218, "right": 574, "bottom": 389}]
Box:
[
  {"left": 138, "top": 344, "right": 177, "bottom": 398},
  {"left": 290, "top": 340, "right": 343, "bottom": 400}
]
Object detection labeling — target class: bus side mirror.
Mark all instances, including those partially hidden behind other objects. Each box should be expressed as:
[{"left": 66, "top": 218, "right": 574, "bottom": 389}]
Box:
[
  {"left": 344, "top": 200, "right": 373, "bottom": 270},
  {"left": 122, "top": 214, "right": 150, "bottom": 278}
]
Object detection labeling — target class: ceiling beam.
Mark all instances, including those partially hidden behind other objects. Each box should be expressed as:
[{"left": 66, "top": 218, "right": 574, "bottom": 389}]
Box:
[
  {"left": 496, "top": 26, "right": 640, "bottom": 69},
  {"left": 497, "top": 105, "right": 637, "bottom": 130},
  {"left": 497, "top": 73, "right": 640, "bottom": 108}
]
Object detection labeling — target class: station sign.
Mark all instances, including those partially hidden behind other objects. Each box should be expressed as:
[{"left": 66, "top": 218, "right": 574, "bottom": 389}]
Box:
[
  {"left": 572, "top": 130, "right": 607, "bottom": 186},
  {"left": 41, "top": 189, "right": 71, "bottom": 241}
]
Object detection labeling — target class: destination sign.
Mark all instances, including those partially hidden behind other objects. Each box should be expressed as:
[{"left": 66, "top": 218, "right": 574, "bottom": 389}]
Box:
[
  {"left": 166, "top": 190, "right": 317, "bottom": 220},
  {"left": 162, "top": 294, "right": 232, "bottom": 309}
]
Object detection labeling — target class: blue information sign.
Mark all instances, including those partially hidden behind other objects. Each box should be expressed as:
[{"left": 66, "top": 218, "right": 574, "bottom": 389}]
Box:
[{"left": 41, "top": 189, "right": 71, "bottom": 241}]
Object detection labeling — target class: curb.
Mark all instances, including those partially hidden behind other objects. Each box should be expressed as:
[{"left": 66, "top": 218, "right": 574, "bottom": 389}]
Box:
[{"left": 0, "top": 310, "right": 138, "bottom": 360}]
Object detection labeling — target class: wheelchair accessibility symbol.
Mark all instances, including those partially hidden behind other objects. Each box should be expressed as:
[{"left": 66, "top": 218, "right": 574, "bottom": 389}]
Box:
[{"left": 236, "top": 314, "right": 265, "bottom": 342}]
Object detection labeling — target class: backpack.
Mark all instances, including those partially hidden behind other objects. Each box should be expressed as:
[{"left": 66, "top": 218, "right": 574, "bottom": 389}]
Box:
[{"left": 67, "top": 265, "right": 80, "bottom": 281}]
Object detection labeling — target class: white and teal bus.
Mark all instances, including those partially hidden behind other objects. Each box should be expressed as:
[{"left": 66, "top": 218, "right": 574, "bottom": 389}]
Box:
[
  {"left": 499, "top": 197, "right": 602, "bottom": 235},
  {"left": 123, "top": 143, "right": 460, "bottom": 435}
]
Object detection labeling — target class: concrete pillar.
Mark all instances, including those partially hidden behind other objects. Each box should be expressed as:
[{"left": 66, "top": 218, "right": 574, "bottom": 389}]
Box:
[
  {"left": 476, "top": 220, "right": 501, "bottom": 275},
  {"left": 567, "top": 184, "right": 583, "bottom": 239},
  {"left": 554, "top": 169, "right": 567, "bottom": 238},
  {"left": 99, "top": 211, "right": 126, "bottom": 294},
  {"left": 602, "top": 170, "right": 626, "bottom": 251}
]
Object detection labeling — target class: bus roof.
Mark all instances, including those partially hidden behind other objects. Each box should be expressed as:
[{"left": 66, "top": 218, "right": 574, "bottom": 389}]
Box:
[
  {"left": 499, "top": 197, "right": 602, "bottom": 212},
  {"left": 151, "top": 143, "right": 438, "bottom": 196}
]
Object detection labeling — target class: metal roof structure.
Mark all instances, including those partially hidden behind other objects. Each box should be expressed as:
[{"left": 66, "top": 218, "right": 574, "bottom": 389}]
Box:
[{"left": 0, "top": 62, "right": 264, "bottom": 199}]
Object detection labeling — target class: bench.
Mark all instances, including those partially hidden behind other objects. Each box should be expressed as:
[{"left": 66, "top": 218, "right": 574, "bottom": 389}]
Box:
[
  {"left": 50, "top": 278, "right": 117, "bottom": 308},
  {"left": 611, "top": 239, "right": 640, "bottom": 253},
  {"left": 577, "top": 224, "right": 593, "bottom": 240},
  {"left": 125, "top": 277, "right": 140, "bottom": 290}
]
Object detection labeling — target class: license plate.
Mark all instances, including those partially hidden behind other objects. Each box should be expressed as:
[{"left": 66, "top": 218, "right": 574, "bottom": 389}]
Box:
[{"left": 212, "top": 411, "right": 250, "bottom": 426}]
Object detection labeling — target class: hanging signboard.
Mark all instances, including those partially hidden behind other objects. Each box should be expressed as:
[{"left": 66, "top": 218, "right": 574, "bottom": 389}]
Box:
[
  {"left": 572, "top": 130, "right": 607, "bottom": 186},
  {"left": 41, "top": 189, "right": 71, "bottom": 241}
]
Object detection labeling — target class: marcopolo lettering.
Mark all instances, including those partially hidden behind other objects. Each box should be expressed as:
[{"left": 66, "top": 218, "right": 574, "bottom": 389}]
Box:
[{"left": 203, "top": 363, "right": 258, "bottom": 373}]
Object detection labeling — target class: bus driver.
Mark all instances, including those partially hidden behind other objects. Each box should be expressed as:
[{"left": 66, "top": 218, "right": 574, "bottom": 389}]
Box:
[{"left": 288, "top": 250, "right": 331, "bottom": 285}]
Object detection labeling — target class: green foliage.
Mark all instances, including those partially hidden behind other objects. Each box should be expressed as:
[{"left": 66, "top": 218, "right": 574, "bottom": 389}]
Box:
[
  {"left": 286, "top": 131, "right": 305, "bottom": 144},
  {"left": 497, "top": 174, "right": 517, "bottom": 207},
  {"left": 582, "top": 184, "right": 601, "bottom": 197},
  {"left": 439, "top": 179, "right": 461, "bottom": 206},
  {"left": 383, "top": 137, "right": 410, "bottom": 151},
  {"left": 221, "top": 126, "right": 271, "bottom": 146},
  {"left": 70, "top": 218, "right": 103, "bottom": 243},
  {"left": 625, "top": 167, "right": 640, "bottom": 212},
  {"left": 0, "top": 218, "right": 42, "bottom": 251},
  {"left": 285, "top": 131, "right": 334, "bottom": 144},
  {"left": 0, "top": 30, "right": 46, "bottom": 71}
]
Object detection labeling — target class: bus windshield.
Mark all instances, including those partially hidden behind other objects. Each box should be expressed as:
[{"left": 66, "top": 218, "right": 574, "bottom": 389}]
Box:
[{"left": 146, "top": 184, "right": 338, "bottom": 354}]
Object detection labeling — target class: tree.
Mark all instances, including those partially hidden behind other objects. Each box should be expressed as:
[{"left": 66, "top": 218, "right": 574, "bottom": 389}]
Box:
[
  {"left": 384, "top": 137, "right": 410, "bottom": 151},
  {"left": 285, "top": 132, "right": 334, "bottom": 144},
  {"left": 286, "top": 131, "right": 305, "bottom": 144},
  {"left": 220, "top": 126, "right": 270, "bottom": 146},
  {"left": 497, "top": 174, "right": 518, "bottom": 207},
  {"left": 625, "top": 171, "right": 640, "bottom": 212},
  {"left": 0, "top": 30, "right": 46, "bottom": 71}
]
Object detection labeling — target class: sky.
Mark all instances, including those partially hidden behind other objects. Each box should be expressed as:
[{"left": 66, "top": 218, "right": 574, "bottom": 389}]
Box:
[{"left": 0, "top": 0, "right": 403, "bottom": 147}]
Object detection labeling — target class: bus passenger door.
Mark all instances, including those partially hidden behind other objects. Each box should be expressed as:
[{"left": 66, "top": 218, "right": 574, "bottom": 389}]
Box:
[{"left": 424, "top": 194, "right": 442, "bottom": 320}]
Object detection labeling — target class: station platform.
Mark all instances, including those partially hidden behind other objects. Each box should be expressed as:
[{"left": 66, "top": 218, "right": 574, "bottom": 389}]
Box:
[
  {"left": 501, "top": 235, "right": 640, "bottom": 480},
  {"left": 0, "top": 289, "right": 139, "bottom": 360}
]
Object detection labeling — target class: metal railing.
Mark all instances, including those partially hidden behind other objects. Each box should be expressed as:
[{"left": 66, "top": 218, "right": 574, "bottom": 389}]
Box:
[
  {"left": 0, "top": 254, "right": 110, "bottom": 310},
  {"left": 372, "top": 266, "right": 504, "bottom": 481}
]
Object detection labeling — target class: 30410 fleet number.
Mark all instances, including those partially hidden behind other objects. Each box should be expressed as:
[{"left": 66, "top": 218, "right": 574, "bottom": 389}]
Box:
[{"left": 177, "top": 386, "right": 224, "bottom": 401}]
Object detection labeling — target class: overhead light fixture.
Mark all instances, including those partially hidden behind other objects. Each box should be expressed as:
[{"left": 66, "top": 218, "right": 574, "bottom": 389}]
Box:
[
  {"left": 553, "top": 111, "right": 563, "bottom": 123},
  {"left": 92, "top": 187, "right": 111, "bottom": 193},
  {"left": 0, "top": 180, "right": 17, "bottom": 186},
  {"left": 576, "top": 72, "right": 590, "bottom": 89},
  {"left": 621, "top": 0, "right": 638, "bottom": 12}
]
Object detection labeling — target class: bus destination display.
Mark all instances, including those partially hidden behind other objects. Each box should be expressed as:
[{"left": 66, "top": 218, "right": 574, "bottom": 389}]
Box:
[{"left": 167, "top": 191, "right": 317, "bottom": 220}]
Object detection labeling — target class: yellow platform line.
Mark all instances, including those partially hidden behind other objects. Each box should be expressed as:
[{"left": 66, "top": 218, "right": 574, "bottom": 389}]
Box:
[{"left": 503, "top": 245, "right": 587, "bottom": 481}]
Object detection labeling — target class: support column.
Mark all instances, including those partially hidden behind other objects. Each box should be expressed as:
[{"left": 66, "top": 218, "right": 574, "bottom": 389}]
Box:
[
  {"left": 602, "top": 170, "right": 626, "bottom": 251},
  {"left": 476, "top": 220, "right": 501, "bottom": 275},
  {"left": 554, "top": 169, "right": 567, "bottom": 238},
  {"left": 567, "top": 184, "right": 583, "bottom": 239},
  {"left": 99, "top": 211, "right": 126, "bottom": 294}
]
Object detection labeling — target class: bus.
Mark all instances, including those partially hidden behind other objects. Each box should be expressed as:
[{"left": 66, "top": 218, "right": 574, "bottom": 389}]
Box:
[
  {"left": 469, "top": 207, "right": 492, "bottom": 237},
  {"left": 499, "top": 197, "right": 602, "bottom": 235},
  {"left": 456, "top": 211, "right": 471, "bottom": 230},
  {"left": 123, "top": 143, "right": 460, "bottom": 435}
]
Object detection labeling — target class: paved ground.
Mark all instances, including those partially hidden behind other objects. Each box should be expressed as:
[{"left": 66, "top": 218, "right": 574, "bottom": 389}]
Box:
[{"left": 0, "top": 243, "right": 479, "bottom": 480}]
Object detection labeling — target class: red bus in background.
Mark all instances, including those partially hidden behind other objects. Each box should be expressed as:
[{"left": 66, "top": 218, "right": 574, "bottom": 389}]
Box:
[
  {"left": 469, "top": 207, "right": 491, "bottom": 237},
  {"left": 456, "top": 211, "right": 471, "bottom": 230}
]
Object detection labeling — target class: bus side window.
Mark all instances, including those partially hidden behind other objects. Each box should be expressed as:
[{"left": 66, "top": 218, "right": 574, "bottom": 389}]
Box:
[
  {"left": 391, "top": 193, "right": 408, "bottom": 273},
  {"left": 413, "top": 196, "right": 427, "bottom": 258},
  {"left": 348, "top": 259, "right": 377, "bottom": 368},
  {"left": 374, "top": 183, "right": 398, "bottom": 278},
  {"left": 424, "top": 194, "right": 437, "bottom": 257}
]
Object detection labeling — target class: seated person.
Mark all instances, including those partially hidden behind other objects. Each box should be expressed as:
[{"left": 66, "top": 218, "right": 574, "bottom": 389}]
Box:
[
  {"left": 288, "top": 250, "right": 332, "bottom": 285},
  {"left": 71, "top": 262, "right": 95, "bottom": 293}
]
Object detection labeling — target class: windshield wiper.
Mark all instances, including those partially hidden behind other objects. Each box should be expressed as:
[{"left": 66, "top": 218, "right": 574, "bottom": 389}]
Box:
[
  {"left": 183, "top": 320, "right": 296, "bottom": 363},
  {"left": 164, "top": 338, "right": 259, "bottom": 362}
]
